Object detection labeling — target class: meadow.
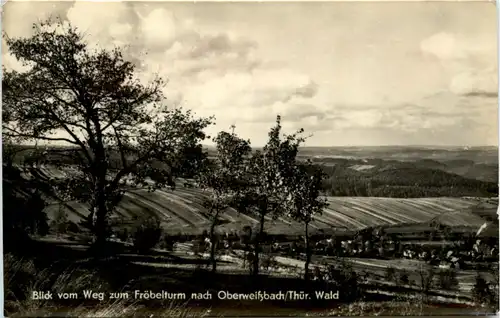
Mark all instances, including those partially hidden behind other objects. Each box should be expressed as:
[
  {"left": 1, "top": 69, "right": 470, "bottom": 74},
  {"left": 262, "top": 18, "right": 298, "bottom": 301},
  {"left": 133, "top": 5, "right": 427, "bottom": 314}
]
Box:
[{"left": 4, "top": 147, "right": 499, "bottom": 317}]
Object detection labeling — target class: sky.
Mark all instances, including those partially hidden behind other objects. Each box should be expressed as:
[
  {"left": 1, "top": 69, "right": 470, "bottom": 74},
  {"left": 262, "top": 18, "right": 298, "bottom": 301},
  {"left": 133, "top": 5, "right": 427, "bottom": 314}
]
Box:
[{"left": 2, "top": 1, "right": 498, "bottom": 147}]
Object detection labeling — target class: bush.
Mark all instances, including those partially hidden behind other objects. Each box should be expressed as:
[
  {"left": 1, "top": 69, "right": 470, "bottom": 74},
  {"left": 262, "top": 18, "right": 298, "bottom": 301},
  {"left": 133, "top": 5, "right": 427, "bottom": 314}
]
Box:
[
  {"left": 438, "top": 268, "right": 459, "bottom": 290},
  {"left": 131, "top": 217, "right": 163, "bottom": 253},
  {"left": 398, "top": 271, "right": 410, "bottom": 286},
  {"left": 158, "top": 234, "right": 175, "bottom": 251},
  {"left": 472, "top": 274, "right": 496, "bottom": 307},
  {"left": 325, "top": 260, "right": 361, "bottom": 301},
  {"left": 4, "top": 179, "right": 49, "bottom": 246},
  {"left": 260, "top": 253, "right": 278, "bottom": 271},
  {"left": 417, "top": 266, "right": 435, "bottom": 299},
  {"left": 66, "top": 221, "right": 80, "bottom": 233},
  {"left": 385, "top": 266, "right": 396, "bottom": 283},
  {"left": 116, "top": 228, "right": 129, "bottom": 242},
  {"left": 191, "top": 239, "right": 206, "bottom": 255}
]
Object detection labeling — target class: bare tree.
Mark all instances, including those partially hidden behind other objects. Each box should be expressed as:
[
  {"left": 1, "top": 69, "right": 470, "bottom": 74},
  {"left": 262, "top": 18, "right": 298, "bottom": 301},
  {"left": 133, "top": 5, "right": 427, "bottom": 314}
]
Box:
[{"left": 417, "top": 264, "right": 435, "bottom": 303}]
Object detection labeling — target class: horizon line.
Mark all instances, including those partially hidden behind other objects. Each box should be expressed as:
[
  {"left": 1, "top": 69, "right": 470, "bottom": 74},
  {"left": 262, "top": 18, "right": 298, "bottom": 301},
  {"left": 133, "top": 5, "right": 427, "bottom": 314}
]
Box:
[{"left": 12, "top": 143, "right": 499, "bottom": 149}]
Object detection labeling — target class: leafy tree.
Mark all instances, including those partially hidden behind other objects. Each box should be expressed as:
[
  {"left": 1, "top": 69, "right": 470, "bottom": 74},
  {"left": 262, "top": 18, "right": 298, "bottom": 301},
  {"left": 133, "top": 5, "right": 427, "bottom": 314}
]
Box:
[
  {"left": 2, "top": 20, "right": 213, "bottom": 248},
  {"left": 325, "top": 260, "right": 361, "bottom": 301},
  {"left": 236, "top": 116, "right": 305, "bottom": 276},
  {"left": 286, "top": 161, "right": 327, "bottom": 280},
  {"left": 437, "top": 268, "right": 459, "bottom": 291},
  {"left": 198, "top": 128, "right": 251, "bottom": 272},
  {"left": 4, "top": 185, "right": 49, "bottom": 252},
  {"left": 131, "top": 217, "right": 163, "bottom": 253}
]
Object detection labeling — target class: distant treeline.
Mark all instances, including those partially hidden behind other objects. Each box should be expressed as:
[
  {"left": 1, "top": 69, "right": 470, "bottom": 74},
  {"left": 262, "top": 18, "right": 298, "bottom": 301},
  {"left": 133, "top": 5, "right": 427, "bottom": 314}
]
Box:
[
  {"left": 318, "top": 164, "right": 498, "bottom": 198},
  {"left": 9, "top": 146, "right": 498, "bottom": 198}
]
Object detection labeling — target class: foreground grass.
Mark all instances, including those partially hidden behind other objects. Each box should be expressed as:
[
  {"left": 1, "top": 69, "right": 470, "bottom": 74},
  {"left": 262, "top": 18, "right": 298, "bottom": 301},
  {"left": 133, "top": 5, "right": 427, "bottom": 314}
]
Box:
[
  {"left": 4, "top": 254, "right": 211, "bottom": 317},
  {"left": 5, "top": 247, "right": 496, "bottom": 317}
]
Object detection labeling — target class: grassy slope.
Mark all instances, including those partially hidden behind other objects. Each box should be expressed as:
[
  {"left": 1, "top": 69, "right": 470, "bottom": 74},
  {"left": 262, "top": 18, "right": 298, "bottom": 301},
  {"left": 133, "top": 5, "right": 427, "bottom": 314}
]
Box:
[
  {"left": 44, "top": 189, "right": 497, "bottom": 235},
  {"left": 10, "top": 164, "right": 498, "bottom": 235}
]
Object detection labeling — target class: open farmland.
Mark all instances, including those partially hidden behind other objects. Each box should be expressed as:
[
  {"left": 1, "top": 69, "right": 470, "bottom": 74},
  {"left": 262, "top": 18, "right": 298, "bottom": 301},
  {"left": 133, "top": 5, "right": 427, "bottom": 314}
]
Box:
[{"left": 42, "top": 180, "right": 496, "bottom": 235}]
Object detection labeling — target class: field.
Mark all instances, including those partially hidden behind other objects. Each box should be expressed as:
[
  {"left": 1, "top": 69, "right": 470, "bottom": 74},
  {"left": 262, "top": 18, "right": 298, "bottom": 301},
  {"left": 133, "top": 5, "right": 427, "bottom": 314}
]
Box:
[
  {"left": 43, "top": 186, "right": 496, "bottom": 235},
  {"left": 5, "top": 148, "right": 499, "bottom": 317},
  {"left": 16, "top": 160, "right": 495, "bottom": 236},
  {"left": 22, "top": 161, "right": 496, "bottom": 236}
]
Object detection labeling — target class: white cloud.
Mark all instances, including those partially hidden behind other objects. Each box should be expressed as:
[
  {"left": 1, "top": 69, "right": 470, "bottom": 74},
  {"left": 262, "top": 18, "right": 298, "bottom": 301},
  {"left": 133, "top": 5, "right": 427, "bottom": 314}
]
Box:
[
  {"left": 450, "top": 69, "right": 497, "bottom": 96},
  {"left": 420, "top": 32, "right": 495, "bottom": 63},
  {"left": 138, "top": 8, "right": 178, "bottom": 47},
  {"left": 420, "top": 32, "right": 465, "bottom": 61},
  {"left": 3, "top": 2, "right": 496, "bottom": 146},
  {"left": 420, "top": 32, "right": 497, "bottom": 97}
]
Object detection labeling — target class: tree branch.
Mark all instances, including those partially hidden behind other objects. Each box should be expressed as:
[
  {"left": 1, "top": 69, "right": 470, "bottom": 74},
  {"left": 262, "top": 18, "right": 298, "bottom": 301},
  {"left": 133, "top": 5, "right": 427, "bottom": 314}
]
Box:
[
  {"left": 37, "top": 97, "right": 94, "bottom": 164},
  {"left": 3, "top": 128, "right": 79, "bottom": 145},
  {"left": 112, "top": 125, "right": 128, "bottom": 170},
  {"left": 107, "top": 146, "right": 157, "bottom": 194}
]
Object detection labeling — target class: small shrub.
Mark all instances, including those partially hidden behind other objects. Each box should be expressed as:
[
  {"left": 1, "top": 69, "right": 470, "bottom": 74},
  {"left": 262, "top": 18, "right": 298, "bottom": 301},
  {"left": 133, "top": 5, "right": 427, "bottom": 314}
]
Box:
[
  {"left": 417, "top": 266, "right": 435, "bottom": 299},
  {"left": 66, "top": 221, "right": 80, "bottom": 233},
  {"left": 52, "top": 207, "right": 69, "bottom": 234},
  {"left": 116, "top": 228, "right": 129, "bottom": 242},
  {"left": 472, "top": 274, "right": 495, "bottom": 307},
  {"left": 159, "top": 234, "right": 175, "bottom": 251},
  {"left": 385, "top": 266, "right": 396, "bottom": 283},
  {"left": 260, "top": 253, "right": 278, "bottom": 271},
  {"left": 398, "top": 271, "right": 410, "bottom": 285},
  {"left": 325, "top": 260, "right": 361, "bottom": 301},
  {"left": 191, "top": 239, "right": 206, "bottom": 255},
  {"left": 131, "top": 217, "right": 163, "bottom": 253},
  {"left": 438, "top": 268, "right": 459, "bottom": 290}
]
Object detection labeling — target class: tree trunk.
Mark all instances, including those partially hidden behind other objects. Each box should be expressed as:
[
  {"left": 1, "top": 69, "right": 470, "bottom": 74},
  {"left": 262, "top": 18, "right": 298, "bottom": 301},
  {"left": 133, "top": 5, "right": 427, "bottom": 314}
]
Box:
[
  {"left": 90, "top": 111, "right": 109, "bottom": 249},
  {"left": 304, "top": 222, "right": 311, "bottom": 281},
  {"left": 253, "top": 211, "right": 266, "bottom": 276},
  {"left": 92, "top": 164, "right": 108, "bottom": 250},
  {"left": 93, "top": 193, "right": 108, "bottom": 248},
  {"left": 242, "top": 248, "right": 246, "bottom": 269},
  {"left": 210, "top": 210, "right": 220, "bottom": 273}
]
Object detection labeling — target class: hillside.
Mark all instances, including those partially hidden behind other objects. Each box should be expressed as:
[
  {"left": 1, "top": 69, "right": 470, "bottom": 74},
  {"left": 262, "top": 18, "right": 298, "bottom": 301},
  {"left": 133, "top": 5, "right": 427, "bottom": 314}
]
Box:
[
  {"left": 43, "top": 187, "right": 495, "bottom": 235},
  {"left": 6, "top": 163, "right": 498, "bottom": 236},
  {"left": 320, "top": 162, "right": 497, "bottom": 197}
]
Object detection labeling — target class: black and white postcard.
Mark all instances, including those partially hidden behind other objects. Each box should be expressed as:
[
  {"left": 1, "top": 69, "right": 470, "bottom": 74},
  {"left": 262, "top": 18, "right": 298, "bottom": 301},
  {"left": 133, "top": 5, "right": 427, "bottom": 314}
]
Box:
[{"left": 2, "top": 1, "right": 499, "bottom": 317}]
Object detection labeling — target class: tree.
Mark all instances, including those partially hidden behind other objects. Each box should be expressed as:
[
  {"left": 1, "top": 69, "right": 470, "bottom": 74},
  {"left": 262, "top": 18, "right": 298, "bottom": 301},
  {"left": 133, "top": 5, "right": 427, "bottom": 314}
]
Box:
[
  {"left": 287, "top": 161, "right": 327, "bottom": 280},
  {"left": 236, "top": 116, "right": 305, "bottom": 276},
  {"left": 240, "top": 225, "right": 253, "bottom": 271},
  {"left": 4, "top": 183, "right": 49, "bottom": 254},
  {"left": 198, "top": 128, "right": 251, "bottom": 272},
  {"left": 417, "top": 264, "right": 435, "bottom": 303},
  {"left": 2, "top": 20, "right": 213, "bottom": 248},
  {"left": 131, "top": 217, "right": 163, "bottom": 253},
  {"left": 1, "top": 95, "right": 31, "bottom": 170},
  {"left": 437, "top": 268, "right": 459, "bottom": 291},
  {"left": 385, "top": 266, "right": 396, "bottom": 283},
  {"left": 53, "top": 204, "right": 69, "bottom": 235}
]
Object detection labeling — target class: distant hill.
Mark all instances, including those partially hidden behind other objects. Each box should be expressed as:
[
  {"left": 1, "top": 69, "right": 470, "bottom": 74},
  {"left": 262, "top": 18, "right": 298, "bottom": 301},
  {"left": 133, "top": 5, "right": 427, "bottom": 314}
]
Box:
[
  {"left": 299, "top": 146, "right": 498, "bottom": 166},
  {"left": 6, "top": 144, "right": 498, "bottom": 198},
  {"left": 320, "top": 162, "right": 498, "bottom": 198}
]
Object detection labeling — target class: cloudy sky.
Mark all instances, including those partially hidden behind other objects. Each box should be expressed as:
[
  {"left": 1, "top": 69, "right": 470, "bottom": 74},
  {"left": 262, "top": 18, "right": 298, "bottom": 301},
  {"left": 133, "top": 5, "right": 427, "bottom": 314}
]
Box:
[{"left": 3, "top": 1, "right": 498, "bottom": 147}]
